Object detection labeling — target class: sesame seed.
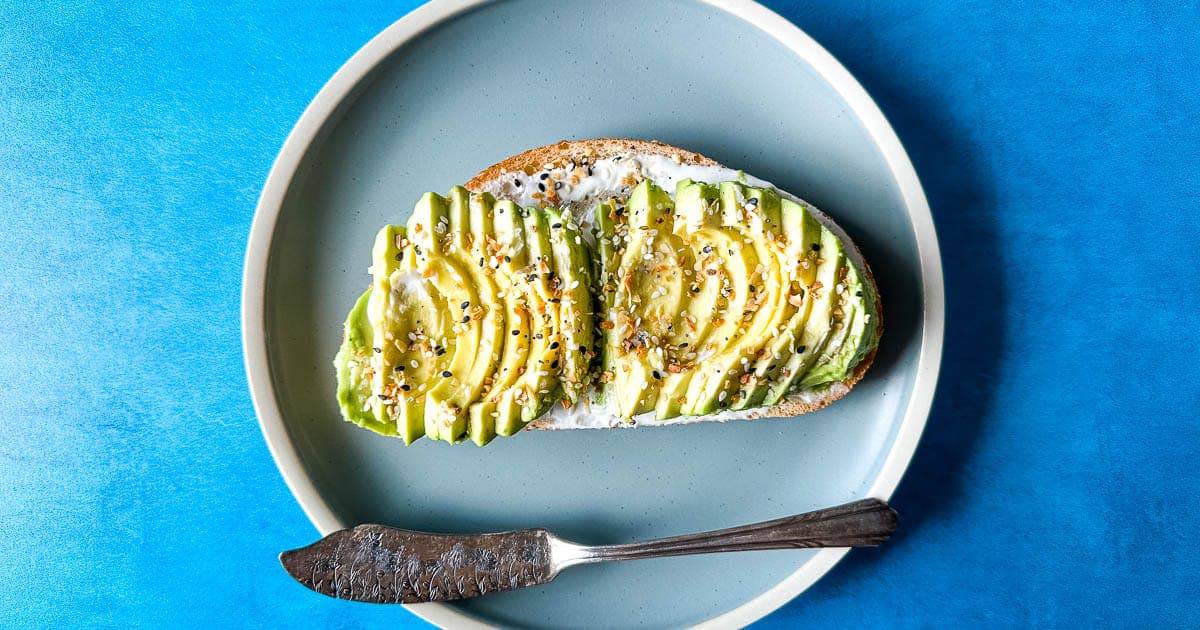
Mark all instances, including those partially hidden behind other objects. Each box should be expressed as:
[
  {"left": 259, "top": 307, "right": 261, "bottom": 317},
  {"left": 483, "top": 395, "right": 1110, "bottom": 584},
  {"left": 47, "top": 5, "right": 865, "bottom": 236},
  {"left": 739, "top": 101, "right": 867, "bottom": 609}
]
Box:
[
  {"left": 513, "top": 179, "right": 521, "bottom": 187},
  {"left": 441, "top": 370, "right": 452, "bottom": 378},
  {"left": 460, "top": 301, "right": 469, "bottom": 309}
]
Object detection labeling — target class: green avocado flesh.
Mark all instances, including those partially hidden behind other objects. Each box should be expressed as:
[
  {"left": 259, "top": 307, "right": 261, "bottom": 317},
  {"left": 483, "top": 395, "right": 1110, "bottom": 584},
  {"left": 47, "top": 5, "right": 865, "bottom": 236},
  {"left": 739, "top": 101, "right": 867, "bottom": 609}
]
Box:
[{"left": 335, "top": 181, "right": 876, "bottom": 444}]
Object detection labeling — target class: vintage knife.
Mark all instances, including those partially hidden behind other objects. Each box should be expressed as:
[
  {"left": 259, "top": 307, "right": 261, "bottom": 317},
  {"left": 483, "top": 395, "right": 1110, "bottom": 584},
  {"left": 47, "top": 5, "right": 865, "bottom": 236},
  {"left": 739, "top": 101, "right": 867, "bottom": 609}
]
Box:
[{"left": 280, "top": 498, "right": 897, "bottom": 604}]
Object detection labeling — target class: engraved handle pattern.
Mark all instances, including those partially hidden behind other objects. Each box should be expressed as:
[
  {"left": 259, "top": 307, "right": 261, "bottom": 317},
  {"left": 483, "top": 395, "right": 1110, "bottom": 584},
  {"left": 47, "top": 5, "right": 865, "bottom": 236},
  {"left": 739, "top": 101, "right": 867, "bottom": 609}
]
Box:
[{"left": 280, "top": 526, "right": 554, "bottom": 604}]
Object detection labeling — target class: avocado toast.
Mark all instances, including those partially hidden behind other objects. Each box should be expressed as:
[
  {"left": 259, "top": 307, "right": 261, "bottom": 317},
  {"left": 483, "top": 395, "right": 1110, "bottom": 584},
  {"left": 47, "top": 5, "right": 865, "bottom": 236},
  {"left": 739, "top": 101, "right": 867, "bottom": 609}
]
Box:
[{"left": 336, "top": 139, "right": 881, "bottom": 444}]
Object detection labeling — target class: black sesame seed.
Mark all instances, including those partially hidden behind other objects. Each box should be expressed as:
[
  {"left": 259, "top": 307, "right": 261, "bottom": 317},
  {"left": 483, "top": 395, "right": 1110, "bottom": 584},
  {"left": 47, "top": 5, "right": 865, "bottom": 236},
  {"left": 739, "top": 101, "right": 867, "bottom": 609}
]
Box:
[
  {"left": 746, "top": 198, "right": 758, "bottom": 206},
  {"left": 538, "top": 182, "right": 545, "bottom": 192},
  {"left": 441, "top": 370, "right": 453, "bottom": 378},
  {"left": 534, "top": 333, "right": 543, "bottom": 340},
  {"left": 513, "top": 178, "right": 522, "bottom": 188},
  {"left": 796, "top": 345, "right": 807, "bottom": 353},
  {"left": 395, "top": 365, "right": 405, "bottom": 371},
  {"left": 652, "top": 370, "right": 662, "bottom": 380},
  {"left": 539, "top": 172, "right": 549, "bottom": 180},
  {"left": 579, "top": 344, "right": 587, "bottom": 352},
  {"left": 811, "top": 243, "right": 822, "bottom": 252},
  {"left": 461, "top": 315, "right": 470, "bottom": 324},
  {"left": 512, "top": 330, "right": 519, "bottom": 336},
  {"left": 400, "top": 384, "right": 411, "bottom": 391},
  {"left": 856, "top": 290, "right": 863, "bottom": 297},
  {"left": 504, "top": 255, "right": 511, "bottom": 262},
  {"left": 679, "top": 342, "right": 689, "bottom": 347},
  {"left": 552, "top": 222, "right": 562, "bottom": 229},
  {"left": 550, "top": 360, "right": 559, "bottom": 369},
  {"left": 460, "top": 301, "right": 469, "bottom": 309},
  {"left": 372, "top": 347, "right": 381, "bottom": 353},
  {"left": 549, "top": 341, "right": 559, "bottom": 349}
]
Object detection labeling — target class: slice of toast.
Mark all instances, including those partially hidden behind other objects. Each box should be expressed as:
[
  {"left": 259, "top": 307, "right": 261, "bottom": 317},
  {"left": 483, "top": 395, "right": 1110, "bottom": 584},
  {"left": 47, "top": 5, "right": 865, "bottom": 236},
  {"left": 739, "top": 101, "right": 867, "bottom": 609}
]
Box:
[{"left": 466, "top": 139, "right": 883, "bottom": 429}]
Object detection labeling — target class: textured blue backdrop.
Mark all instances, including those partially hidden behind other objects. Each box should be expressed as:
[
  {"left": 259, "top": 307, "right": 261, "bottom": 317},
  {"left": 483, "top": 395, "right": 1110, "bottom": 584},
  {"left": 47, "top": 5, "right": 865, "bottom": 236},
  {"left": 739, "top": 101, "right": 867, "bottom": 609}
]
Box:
[{"left": 2, "top": 1, "right": 1197, "bottom": 627}]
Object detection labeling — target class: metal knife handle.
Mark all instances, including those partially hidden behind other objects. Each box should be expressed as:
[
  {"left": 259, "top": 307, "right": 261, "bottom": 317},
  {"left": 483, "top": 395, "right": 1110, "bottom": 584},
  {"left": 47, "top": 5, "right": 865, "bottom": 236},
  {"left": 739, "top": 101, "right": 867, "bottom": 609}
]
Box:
[{"left": 571, "top": 498, "right": 896, "bottom": 566}]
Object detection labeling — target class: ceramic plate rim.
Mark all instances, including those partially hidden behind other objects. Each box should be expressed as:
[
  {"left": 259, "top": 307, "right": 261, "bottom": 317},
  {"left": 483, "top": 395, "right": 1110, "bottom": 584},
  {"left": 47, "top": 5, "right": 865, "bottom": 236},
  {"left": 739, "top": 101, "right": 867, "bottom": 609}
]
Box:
[{"left": 241, "top": 0, "right": 945, "bottom": 626}]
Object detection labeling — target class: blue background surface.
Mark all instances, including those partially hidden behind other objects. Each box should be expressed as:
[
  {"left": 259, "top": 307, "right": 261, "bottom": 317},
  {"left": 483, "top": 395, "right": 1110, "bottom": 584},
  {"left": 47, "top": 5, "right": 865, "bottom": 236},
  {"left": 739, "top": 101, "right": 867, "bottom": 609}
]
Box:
[{"left": 2, "top": 1, "right": 1197, "bottom": 627}]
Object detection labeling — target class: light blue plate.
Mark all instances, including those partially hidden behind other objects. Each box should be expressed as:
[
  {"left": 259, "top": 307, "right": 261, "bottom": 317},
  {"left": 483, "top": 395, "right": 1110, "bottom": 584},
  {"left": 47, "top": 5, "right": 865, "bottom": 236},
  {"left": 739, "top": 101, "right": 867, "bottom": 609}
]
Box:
[{"left": 243, "top": 0, "right": 942, "bottom": 627}]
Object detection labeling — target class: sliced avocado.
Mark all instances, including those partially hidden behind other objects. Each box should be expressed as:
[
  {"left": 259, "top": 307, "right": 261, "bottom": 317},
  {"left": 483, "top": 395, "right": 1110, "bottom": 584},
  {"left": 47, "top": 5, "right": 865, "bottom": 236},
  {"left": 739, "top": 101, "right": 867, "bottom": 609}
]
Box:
[
  {"left": 333, "top": 289, "right": 396, "bottom": 435},
  {"left": 845, "top": 262, "right": 880, "bottom": 372},
  {"left": 365, "top": 224, "right": 435, "bottom": 443},
  {"left": 653, "top": 179, "right": 723, "bottom": 419},
  {"left": 407, "top": 191, "right": 449, "bottom": 259},
  {"left": 475, "top": 200, "right": 532, "bottom": 440},
  {"left": 592, "top": 199, "right": 623, "bottom": 408},
  {"left": 765, "top": 226, "right": 845, "bottom": 404},
  {"left": 424, "top": 188, "right": 508, "bottom": 444},
  {"left": 594, "top": 200, "right": 620, "bottom": 312},
  {"left": 734, "top": 197, "right": 823, "bottom": 409},
  {"left": 367, "top": 224, "right": 404, "bottom": 431},
  {"left": 680, "top": 182, "right": 782, "bottom": 414},
  {"left": 465, "top": 192, "right": 500, "bottom": 446},
  {"left": 546, "top": 208, "right": 593, "bottom": 404},
  {"left": 604, "top": 181, "right": 676, "bottom": 419},
  {"left": 512, "top": 207, "right": 562, "bottom": 427},
  {"left": 797, "top": 257, "right": 874, "bottom": 388}
]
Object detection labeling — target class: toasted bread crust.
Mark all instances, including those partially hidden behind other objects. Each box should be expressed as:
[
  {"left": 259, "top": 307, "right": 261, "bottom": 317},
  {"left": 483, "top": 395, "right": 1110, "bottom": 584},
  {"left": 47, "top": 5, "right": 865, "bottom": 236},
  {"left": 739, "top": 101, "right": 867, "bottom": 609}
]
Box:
[{"left": 467, "top": 138, "right": 883, "bottom": 426}]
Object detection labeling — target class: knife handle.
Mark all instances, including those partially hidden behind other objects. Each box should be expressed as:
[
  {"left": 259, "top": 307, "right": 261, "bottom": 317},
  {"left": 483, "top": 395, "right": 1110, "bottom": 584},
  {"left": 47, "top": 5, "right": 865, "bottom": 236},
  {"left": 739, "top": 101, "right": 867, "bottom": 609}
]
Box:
[{"left": 574, "top": 499, "right": 896, "bottom": 565}]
